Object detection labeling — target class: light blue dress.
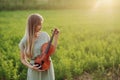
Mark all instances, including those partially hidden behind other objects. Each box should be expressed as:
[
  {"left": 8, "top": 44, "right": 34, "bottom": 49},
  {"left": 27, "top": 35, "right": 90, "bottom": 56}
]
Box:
[{"left": 18, "top": 31, "right": 55, "bottom": 80}]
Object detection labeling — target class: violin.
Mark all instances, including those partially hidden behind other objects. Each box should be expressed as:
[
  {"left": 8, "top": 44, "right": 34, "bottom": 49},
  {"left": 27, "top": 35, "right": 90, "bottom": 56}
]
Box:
[{"left": 34, "top": 28, "right": 59, "bottom": 70}]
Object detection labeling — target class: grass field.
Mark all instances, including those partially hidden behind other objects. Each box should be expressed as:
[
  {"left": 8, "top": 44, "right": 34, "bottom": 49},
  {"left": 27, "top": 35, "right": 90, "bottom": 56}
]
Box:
[{"left": 0, "top": 9, "right": 120, "bottom": 80}]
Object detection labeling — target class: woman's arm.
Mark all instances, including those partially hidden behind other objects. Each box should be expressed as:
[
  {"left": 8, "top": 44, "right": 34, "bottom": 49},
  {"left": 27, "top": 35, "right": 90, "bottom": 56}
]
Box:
[
  {"left": 20, "top": 51, "right": 33, "bottom": 69},
  {"left": 20, "top": 51, "right": 45, "bottom": 71},
  {"left": 53, "top": 29, "right": 59, "bottom": 50}
]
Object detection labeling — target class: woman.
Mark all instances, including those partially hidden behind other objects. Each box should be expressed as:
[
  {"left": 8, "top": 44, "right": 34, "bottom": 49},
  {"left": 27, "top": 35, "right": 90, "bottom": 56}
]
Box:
[{"left": 18, "top": 13, "right": 59, "bottom": 80}]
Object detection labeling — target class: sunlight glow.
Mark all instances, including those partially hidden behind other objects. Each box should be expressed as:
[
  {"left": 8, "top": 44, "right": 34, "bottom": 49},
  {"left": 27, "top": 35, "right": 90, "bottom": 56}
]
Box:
[{"left": 93, "top": 0, "right": 114, "bottom": 9}]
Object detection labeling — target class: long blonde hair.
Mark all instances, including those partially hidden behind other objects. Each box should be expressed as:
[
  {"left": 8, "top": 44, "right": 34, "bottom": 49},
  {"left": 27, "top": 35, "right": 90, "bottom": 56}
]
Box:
[{"left": 24, "top": 13, "right": 44, "bottom": 59}]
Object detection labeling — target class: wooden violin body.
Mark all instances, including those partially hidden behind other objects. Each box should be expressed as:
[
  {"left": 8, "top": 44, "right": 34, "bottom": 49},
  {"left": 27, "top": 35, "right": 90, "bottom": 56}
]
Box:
[
  {"left": 34, "top": 28, "right": 58, "bottom": 70},
  {"left": 34, "top": 43, "right": 55, "bottom": 70}
]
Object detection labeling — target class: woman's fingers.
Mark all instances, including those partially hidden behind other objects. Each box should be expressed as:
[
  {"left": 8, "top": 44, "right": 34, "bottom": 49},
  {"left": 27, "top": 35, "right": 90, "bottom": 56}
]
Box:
[
  {"left": 32, "top": 66, "right": 45, "bottom": 72},
  {"left": 33, "top": 64, "right": 39, "bottom": 67},
  {"left": 32, "top": 66, "right": 39, "bottom": 70},
  {"left": 55, "top": 28, "right": 60, "bottom": 34}
]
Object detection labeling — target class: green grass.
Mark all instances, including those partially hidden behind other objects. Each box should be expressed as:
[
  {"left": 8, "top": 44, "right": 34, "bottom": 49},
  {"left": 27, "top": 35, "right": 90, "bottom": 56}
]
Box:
[{"left": 0, "top": 9, "right": 120, "bottom": 80}]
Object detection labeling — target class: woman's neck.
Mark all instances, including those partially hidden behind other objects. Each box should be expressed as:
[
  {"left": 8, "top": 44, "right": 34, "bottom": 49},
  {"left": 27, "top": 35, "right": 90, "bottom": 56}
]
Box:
[{"left": 34, "top": 32, "right": 40, "bottom": 38}]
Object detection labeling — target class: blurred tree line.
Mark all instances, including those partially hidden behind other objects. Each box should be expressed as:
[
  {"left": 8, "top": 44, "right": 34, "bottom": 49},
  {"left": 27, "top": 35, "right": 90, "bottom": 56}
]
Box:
[{"left": 0, "top": 0, "right": 94, "bottom": 10}]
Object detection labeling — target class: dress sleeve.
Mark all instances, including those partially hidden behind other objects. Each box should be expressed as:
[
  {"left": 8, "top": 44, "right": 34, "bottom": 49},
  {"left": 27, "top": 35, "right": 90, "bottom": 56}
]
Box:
[
  {"left": 42, "top": 31, "right": 50, "bottom": 42},
  {"left": 18, "top": 36, "right": 26, "bottom": 53}
]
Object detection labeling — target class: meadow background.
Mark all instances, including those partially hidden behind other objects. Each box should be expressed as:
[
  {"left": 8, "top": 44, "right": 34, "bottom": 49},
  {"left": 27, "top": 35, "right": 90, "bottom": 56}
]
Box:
[{"left": 0, "top": 0, "right": 120, "bottom": 80}]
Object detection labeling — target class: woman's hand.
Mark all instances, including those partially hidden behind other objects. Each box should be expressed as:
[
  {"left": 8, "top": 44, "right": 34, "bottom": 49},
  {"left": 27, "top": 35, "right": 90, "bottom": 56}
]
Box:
[
  {"left": 20, "top": 52, "right": 45, "bottom": 72},
  {"left": 31, "top": 64, "right": 45, "bottom": 72},
  {"left": 54, "top": 28, "right": 59, "bottom": 40},
  {"left": 53, "top": 28, "right": 60, "bottom": 48}
]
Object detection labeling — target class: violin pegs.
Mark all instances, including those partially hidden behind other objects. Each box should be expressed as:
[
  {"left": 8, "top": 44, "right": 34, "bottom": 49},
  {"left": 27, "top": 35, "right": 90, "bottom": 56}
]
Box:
[
  {"left": 51, "top": 28, "right": 59, "bottom": 34},
  {"left": 51, "top": 28, "right": 56, "bottom": 32}
]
